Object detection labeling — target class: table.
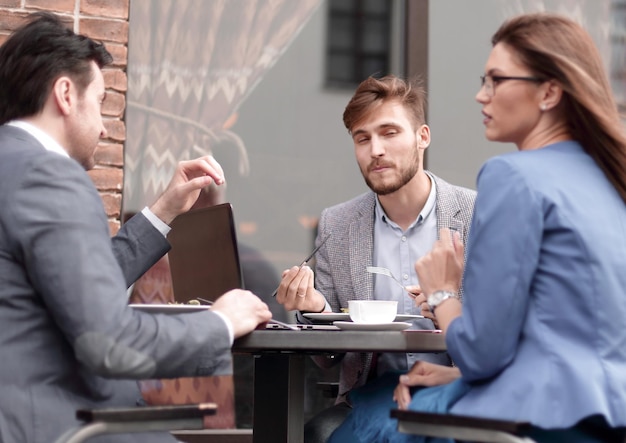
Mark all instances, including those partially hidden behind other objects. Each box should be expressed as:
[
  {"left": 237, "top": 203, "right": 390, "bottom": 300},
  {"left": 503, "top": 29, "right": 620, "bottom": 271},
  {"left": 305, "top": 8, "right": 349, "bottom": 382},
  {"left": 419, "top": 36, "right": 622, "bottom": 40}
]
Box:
[{"left": 232, "top": 328, "right": 447, "bottom": 443}]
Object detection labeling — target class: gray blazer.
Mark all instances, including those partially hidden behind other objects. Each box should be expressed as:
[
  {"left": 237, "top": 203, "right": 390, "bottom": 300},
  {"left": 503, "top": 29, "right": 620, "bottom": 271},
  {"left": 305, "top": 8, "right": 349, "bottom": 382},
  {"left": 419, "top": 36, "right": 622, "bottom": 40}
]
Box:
[
  {"left": 312, "top": 173, "right": 476, "bottom": 403},
  {"left": 0, "top": 125, "right": 232, "bottom": 443}
]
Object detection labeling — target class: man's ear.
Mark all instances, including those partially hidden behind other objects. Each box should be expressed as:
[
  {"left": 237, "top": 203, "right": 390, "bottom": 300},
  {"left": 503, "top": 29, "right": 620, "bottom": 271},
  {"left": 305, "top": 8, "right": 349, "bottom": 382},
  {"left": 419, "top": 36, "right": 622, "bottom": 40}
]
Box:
[
  {"left": 51, "top": 76, "right": 73, "bottom": 116},
  {"left": 416, "top": 124, "right": 431, "bottom": 150}
]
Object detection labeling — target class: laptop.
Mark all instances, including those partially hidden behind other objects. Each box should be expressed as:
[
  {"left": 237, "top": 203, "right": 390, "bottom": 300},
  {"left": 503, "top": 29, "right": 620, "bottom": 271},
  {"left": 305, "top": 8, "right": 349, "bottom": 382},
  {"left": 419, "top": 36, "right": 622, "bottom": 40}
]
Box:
[
  {"left": 167, "top": 203, "right": 244, "bottom": 304},
  {"left": 167, "top": 203, "right": 337, "bottom": 330}
]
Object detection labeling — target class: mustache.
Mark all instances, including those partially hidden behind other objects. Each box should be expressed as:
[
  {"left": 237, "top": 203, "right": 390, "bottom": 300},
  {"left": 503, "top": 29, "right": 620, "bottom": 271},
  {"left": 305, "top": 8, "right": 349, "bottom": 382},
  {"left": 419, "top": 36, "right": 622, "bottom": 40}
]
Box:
[{"left": 367, "top": 160, "right": 395, "bottom": 173}]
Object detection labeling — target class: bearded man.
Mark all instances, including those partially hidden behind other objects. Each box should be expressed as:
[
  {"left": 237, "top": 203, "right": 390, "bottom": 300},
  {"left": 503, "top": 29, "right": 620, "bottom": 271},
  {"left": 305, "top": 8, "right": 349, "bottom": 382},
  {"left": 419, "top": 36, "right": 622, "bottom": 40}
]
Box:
[{"left": 275, "top": 75, "right": 476, "bottom": 443}]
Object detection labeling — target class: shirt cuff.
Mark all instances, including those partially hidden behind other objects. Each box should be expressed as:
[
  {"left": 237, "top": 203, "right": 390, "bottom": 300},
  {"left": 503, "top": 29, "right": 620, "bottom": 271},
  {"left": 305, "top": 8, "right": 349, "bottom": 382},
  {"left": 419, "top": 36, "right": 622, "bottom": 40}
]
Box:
[
  {"left": 141, "top": 206, "right": 171, "bottom": 237},
  {"left": 212, "top": 311, "right": 235, "bottom": 345}
]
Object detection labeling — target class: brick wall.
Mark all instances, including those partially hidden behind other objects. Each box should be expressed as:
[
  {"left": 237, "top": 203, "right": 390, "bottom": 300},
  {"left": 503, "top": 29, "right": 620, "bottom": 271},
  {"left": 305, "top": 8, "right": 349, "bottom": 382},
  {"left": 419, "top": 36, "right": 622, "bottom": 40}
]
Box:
[{"left": 0, "top": 0, "right": 129, "bottom": 234}]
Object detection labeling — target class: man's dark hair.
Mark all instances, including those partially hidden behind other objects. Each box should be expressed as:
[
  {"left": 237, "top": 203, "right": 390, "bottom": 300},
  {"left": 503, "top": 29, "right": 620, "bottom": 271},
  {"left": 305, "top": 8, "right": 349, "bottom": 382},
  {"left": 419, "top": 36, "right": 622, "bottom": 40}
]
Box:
[{"left": 0, "top": 12, "right": 112, "bottom": 125}]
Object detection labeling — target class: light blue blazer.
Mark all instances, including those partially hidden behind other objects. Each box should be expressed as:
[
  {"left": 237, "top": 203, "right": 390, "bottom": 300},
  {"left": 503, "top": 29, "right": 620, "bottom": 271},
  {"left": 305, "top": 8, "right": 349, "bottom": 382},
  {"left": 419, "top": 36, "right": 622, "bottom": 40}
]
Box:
[{"left": 448, "top": 141, "right": 626, "bottom": 428}]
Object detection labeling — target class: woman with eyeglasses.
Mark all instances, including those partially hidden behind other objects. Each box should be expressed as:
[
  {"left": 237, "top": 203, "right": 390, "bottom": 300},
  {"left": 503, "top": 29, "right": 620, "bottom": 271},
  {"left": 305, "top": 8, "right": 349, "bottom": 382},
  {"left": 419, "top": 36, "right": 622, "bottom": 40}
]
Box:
[{"left": 329, "top": 12, "right": 626, "bottom": 443}]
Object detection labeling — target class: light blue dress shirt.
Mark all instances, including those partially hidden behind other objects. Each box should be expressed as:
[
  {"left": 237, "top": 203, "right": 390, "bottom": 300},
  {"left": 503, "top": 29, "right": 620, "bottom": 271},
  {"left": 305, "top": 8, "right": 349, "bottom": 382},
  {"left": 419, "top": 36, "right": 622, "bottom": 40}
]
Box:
[{"left": 373, "top": 174, "right": 448, "bottom": 374}]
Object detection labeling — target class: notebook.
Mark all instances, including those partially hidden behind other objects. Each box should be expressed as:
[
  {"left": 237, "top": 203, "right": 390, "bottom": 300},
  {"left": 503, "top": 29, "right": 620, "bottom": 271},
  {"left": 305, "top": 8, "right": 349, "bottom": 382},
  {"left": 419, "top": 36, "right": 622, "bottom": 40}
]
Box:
[{"left": 167, "top": 203, "right": 244, "bottom": 303}]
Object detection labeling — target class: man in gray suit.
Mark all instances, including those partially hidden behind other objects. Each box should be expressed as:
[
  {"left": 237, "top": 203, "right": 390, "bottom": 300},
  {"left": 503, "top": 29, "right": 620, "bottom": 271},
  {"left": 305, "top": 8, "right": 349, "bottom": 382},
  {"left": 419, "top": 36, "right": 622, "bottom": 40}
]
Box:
[
  {"left": 0, "top": 13, "right": 272, "bottom": 443},
  {"left": 275, "top": 75, "right": 476, "bottom": 442}
]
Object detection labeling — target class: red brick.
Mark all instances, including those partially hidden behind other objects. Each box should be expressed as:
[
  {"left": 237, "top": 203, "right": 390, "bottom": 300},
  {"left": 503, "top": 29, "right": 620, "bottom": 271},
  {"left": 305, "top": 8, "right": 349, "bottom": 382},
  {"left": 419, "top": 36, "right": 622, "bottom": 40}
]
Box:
[
  {"left": 0, "top": 11, "right": 31, "bottom": 32},
  {"left": 108, "top": 219, "right": 121, "bottom": 235},
  {"left": 100, "top": 192, "right": 122, "bottom": 218},
  {"left": 94, "top": 142, "right": 124, "bottom": 167},
  {"left": 104, "top": 43, "right": 127, "bottom": 68},
  {"left": 25, "top": 0, "right": 74, "bottom": 13},
  {"left": 103, "top": 69, "right": 127, "bottom": 92},
  {"left": 80, "top": 17, "right": 127, "bottom": 44},
  {"left": 0, "top": 0, "right": 21, "bottom": 8},
  {"left": 88, "top": 167, "right": 123, "bottom": 192},
  {"left": 102, "top": 90, "right": 125, "bottom": 117},
  {"left": 103, "top": 119, "right": 125, "bottom": 142},
  {"left": 81, "top": 0, "right": 128, "bottom": 20}
]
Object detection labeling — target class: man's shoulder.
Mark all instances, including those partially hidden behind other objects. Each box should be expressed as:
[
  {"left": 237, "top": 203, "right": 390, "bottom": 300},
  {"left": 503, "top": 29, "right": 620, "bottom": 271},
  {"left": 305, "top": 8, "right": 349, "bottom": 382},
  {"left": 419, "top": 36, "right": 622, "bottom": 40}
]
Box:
[
  {"left": 0, "top": 129, "right": 92, "bottom": 210},
  {"left": 321, "top": 192, "right": 375, "bottom": 219},
  {"left": 0, "top": 125, "right": 66, "bottom": 168},
  {"left": 0, "top": 141, "right": 83, "bottom": 178},
  {"left": 429, "top": 172, "right": 476, "bottom": 201}
]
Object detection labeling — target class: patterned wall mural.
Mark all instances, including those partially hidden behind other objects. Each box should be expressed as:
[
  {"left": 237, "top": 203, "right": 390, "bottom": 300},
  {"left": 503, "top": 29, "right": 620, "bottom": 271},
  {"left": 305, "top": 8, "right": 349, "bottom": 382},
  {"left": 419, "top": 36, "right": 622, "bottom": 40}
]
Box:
[{"left": 124, "top": 0, "right": 322, "bottom": 212}]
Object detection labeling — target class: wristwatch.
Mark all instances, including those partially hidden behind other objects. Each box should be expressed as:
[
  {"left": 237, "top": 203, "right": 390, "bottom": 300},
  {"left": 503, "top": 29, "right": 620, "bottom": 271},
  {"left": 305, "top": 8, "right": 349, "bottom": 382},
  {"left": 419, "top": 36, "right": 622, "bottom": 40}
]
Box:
[{"left": 427, "top": 290, "right": 458, "bottom": 313}]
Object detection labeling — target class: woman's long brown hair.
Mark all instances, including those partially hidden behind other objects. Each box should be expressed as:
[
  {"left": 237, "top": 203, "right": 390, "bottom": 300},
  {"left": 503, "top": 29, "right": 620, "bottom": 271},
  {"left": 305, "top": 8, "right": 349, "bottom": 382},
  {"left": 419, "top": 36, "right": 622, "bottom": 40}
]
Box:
[{"left": 492, "top": 13, "right": 626, "bottom": 203}]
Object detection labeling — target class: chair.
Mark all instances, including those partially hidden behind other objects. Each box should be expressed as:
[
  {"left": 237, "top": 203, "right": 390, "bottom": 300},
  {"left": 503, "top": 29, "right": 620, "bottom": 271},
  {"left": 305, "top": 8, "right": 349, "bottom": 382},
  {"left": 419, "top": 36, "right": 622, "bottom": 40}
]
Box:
[
  {"left": 317, "top": 381, "right": 340, "bottom": 399},
  {"left": 391, "top": 409, "right": 536, "bottom": 443},
  {"left": 54, "top": 403, "right": 217, "bottom": 443},
  {"left": 129, "top": 255, "right": 237, "bottom": 430}
]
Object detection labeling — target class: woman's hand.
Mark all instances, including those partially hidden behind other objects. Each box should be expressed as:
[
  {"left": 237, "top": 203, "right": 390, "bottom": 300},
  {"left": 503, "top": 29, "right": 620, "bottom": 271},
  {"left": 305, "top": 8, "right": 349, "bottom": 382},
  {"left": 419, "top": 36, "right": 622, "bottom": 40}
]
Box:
[
  {"left": 414, "top": 228, "right": 464, "bottom": 296},
  {"left": 393, "top": 361, "right": 461, "bottom": 410}
]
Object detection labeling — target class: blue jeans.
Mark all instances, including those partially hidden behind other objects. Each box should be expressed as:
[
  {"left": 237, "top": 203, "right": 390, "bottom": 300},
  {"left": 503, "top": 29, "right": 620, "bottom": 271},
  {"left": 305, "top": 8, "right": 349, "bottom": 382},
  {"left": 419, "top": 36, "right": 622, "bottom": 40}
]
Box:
[{"left": 328, "top": 372, "right": 623, "bottom": 443}]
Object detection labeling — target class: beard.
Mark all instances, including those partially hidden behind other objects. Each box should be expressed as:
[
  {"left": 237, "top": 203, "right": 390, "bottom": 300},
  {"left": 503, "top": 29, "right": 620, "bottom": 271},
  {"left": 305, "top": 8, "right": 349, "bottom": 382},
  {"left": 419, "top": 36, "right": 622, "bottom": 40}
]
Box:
[{"left": 361, "top": 143, "right": 420, "bottom": 195}]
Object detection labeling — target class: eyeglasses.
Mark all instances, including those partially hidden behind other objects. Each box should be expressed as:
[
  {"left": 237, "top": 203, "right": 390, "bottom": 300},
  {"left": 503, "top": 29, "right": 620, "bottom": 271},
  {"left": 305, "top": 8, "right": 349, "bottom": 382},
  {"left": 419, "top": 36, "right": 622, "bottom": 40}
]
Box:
[{"left": 480, "top": 75, "right": 545, "bottom": 97}]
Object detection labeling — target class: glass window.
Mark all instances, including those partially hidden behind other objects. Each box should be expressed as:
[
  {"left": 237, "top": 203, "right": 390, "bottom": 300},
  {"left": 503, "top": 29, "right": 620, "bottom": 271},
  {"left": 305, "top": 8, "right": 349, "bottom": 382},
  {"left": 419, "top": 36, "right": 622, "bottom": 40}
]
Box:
[
  {"left": 325, "top": 0, "right": 393, "bottom": 88},
  {"left": 612, "top": 0, "right": 626, "bottom": 113}
]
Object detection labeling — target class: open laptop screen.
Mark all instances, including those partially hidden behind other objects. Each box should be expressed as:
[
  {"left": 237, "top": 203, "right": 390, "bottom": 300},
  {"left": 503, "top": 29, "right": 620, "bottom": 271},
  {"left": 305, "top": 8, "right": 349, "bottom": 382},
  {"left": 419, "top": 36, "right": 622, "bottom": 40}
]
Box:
[{"left": 167, "top": 203, "right": 244, "bottom": 303}]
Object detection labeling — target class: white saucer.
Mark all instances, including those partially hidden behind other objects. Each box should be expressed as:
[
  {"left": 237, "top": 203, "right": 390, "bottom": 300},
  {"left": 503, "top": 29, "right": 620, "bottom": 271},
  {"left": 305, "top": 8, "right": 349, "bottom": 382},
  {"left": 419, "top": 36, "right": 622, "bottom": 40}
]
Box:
[
  {"left": 303, "top": 313, "right": 423, "bottom": 323},
  {"left": 395, "top": 314, "right": 424, "bottom": 322},
  {"left": 333, "top": 321, "right": 412, "bottom": 331},
  {"left": 129, "top": 304, "right": 210, "bottom": 314}
]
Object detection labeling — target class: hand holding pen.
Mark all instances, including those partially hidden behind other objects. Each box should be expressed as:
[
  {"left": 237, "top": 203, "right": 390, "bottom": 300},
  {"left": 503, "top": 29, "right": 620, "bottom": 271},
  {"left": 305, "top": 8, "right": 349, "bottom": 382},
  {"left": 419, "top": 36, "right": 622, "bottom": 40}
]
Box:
[{"left": 272, "top": 234, "right": 331, "bottom": 312}]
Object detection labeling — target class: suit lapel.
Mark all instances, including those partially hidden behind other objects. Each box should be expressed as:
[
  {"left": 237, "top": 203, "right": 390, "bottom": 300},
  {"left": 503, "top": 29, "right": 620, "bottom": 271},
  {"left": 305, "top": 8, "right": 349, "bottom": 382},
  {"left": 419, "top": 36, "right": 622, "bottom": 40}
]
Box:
[
  {"left": 349, "top": 193, "right": 376, "bottom": 301},
  {"left": 431, "top": 172, "right": 464, "bottom": 238}
]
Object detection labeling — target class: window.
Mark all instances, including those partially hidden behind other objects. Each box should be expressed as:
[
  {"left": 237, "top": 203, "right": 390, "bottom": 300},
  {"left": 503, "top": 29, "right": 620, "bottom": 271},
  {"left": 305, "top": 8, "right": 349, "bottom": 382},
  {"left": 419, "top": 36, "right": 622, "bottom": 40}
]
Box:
[
  {"left": 612, "top": 0, "right": 626, "bottom": 112},
  {"left": 325, "top": 0, "right": 404, "bottom": 87}
]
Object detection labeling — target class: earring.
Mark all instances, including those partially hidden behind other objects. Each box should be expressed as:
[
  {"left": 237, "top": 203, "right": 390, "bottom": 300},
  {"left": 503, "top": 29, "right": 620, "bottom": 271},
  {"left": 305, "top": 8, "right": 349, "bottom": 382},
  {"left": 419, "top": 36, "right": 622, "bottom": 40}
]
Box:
[{"left": 540, "top": 103, "right": 547, "bottom": 111}]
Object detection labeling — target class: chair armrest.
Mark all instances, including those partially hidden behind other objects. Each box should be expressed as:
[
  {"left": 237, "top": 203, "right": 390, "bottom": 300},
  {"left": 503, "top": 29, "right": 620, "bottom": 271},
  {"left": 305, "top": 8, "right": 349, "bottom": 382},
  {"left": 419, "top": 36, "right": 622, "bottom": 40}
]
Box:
[
  {"left": 76, "top": 403, "right": 217, "bottom": 423},
  {"left": 55, "top": 403, "right": 218, "bottom": 443},
  {"left": 391, "top": 410, "right": 535, "bottom": 443}
]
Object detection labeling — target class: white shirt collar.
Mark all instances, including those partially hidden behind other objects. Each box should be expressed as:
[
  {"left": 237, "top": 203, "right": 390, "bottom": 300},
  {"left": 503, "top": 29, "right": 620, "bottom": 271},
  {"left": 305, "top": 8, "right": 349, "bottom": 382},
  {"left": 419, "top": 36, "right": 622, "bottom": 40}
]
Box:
[{"left": 7, "top": 120, "right": 69, "bottom": 158}]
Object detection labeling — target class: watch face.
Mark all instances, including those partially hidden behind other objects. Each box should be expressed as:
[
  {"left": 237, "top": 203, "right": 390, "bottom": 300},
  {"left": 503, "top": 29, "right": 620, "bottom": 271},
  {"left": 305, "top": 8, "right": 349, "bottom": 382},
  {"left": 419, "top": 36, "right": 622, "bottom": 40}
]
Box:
[
  {"left": 428, "top": 292, "right": 442, "bottom": 304},
  {"left": 428, "top": 291, "right": 456, "bottom": 311}
]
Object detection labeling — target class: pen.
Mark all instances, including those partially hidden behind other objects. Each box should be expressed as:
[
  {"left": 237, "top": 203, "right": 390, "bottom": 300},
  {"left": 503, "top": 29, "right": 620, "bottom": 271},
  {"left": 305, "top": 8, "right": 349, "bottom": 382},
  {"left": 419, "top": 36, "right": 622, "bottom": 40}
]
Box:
[{"left": 298, "top": 233, "right": 332, "bottom": 267}]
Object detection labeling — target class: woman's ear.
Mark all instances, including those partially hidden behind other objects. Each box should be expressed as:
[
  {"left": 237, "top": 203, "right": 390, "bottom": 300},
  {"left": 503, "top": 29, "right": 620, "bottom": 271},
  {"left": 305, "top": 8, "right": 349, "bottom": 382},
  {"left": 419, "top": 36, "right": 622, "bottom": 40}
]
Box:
[{"left": 538, "top": 80, "right": 563, "bottom": 112}]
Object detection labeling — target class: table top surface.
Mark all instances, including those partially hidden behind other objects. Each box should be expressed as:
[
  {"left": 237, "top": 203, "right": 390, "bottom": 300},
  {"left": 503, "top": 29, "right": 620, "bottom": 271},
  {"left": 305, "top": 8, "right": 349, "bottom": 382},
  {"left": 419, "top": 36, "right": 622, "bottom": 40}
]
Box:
[{"left": 233, "top": 329, "right": 447, "bottom": 354}]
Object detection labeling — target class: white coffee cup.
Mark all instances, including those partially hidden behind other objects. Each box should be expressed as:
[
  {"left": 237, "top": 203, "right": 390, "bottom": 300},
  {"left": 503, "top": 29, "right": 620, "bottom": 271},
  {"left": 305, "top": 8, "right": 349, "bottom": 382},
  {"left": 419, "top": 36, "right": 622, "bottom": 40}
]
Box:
[{"left": 348, "top": 300, "right": 397, "bottom": 324}]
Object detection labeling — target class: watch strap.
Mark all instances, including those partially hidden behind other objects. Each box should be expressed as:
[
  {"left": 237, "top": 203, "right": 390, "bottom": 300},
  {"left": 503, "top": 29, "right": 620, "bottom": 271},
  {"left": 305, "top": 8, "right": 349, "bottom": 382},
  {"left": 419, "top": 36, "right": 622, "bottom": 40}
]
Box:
[{"left": 427, "top": 290, "right": 458, "bottom": 312}]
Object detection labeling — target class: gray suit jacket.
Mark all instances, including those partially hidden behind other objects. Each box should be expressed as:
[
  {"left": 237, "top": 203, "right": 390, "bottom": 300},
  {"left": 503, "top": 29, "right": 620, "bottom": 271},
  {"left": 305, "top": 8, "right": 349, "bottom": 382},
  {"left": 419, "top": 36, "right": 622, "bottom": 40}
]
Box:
[
  {"left": 311, "top": 173, "right": 476, "bottom": 403},
  {"left": 0, "top": 126, "right": 232, "bottom": 443}
]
